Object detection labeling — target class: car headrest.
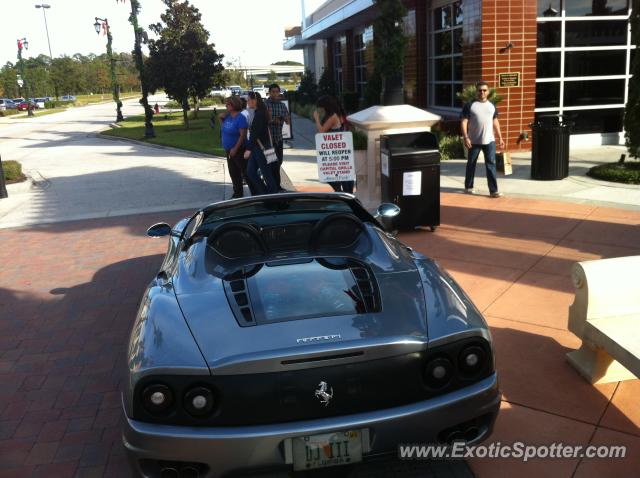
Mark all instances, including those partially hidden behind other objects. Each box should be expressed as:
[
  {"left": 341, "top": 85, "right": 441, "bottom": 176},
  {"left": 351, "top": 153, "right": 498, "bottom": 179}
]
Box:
[
  {"left": 207, "top": 222, "right": 266, "bottom": 260},
  {"left": 311, "top": 213, "right": 364, "bottom": 251}
]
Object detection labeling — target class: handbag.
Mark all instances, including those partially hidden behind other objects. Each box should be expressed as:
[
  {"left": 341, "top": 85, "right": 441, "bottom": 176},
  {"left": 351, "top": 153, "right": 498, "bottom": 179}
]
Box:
[{"left": 257, "top": 125, "right": 278, "bottom": 164}]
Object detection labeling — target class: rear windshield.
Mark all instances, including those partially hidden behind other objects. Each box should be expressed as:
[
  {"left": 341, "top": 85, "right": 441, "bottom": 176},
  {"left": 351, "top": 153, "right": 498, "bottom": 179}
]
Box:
[{"left": 247, "top": 259, "right": 363, "bottom": 323}]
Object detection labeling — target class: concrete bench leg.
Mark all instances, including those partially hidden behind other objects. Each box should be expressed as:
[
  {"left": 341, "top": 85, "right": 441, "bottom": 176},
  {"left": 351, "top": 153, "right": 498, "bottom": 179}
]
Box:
[{"left": 567, "top": 342, "right": 636, "bottom": 384}]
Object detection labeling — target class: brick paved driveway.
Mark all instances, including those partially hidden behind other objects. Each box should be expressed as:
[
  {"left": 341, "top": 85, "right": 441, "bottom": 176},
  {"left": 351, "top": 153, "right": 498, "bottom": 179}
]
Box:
[{"left": 2, "top": 192, "right": 639, "bottom": 478}]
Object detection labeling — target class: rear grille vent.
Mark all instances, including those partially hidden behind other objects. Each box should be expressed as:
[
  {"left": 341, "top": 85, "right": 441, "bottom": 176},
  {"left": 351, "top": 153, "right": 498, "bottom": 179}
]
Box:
[
  {"left": 225, "top": 279, "right": 255, "bottom": 325},
  {"left": 351, "top": 267, "right": 380, "bottom": 312}
]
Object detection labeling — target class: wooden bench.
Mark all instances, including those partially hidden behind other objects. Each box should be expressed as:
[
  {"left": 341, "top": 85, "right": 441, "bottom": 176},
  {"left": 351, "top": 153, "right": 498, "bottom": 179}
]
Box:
[{"left": 566, "top": 256, "right": 640, "bottom": 384}]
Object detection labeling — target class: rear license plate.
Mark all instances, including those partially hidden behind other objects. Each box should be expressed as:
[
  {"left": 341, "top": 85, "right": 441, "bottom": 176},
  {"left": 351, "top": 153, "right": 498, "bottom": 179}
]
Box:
[{"left": 290, "top": 430, "right": 363, "bottom": 471}]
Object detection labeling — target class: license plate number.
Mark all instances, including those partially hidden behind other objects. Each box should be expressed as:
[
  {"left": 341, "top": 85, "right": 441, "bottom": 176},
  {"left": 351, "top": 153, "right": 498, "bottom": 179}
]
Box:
[{"left": 291, "top": 430, "right": 363, "bottom": 471}]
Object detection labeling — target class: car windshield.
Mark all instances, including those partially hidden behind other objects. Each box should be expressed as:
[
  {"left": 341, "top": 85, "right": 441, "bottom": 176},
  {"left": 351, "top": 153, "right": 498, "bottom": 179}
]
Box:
[{"left": 199, "top": 197, "right": 358, "bottom": 229}]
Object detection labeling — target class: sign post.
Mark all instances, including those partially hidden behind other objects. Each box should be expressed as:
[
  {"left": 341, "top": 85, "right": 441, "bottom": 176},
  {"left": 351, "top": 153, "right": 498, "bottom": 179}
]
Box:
[{"left": 315, "top": 131, "right": 356, "bottom": 184}]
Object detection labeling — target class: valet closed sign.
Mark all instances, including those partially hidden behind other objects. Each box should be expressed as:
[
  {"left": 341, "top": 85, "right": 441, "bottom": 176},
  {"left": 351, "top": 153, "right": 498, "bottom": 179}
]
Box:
[{"left": 315, "top": 132, "right": 355, "bottom": 183}]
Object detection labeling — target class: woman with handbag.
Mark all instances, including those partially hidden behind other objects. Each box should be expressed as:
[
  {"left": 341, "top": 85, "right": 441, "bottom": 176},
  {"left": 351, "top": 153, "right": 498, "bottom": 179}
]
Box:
[{"left": 244, "top": 91, "right": 278, "bottom": 195}]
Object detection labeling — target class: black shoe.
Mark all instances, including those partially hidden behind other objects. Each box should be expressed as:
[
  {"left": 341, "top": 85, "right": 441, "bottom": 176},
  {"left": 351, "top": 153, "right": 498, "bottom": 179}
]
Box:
[{"left": 230, "top": 194, "right": 243, "bottom": 199}]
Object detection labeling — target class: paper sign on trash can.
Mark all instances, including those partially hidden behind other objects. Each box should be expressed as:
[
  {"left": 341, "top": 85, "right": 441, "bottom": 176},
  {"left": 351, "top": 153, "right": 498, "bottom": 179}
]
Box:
[{"left": 315, "top": 131, "right": 356, "bottom": 183}]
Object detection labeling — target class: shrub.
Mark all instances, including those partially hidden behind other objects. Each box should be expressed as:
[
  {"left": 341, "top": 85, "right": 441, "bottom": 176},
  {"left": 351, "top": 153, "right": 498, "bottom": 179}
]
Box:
[
  {"left": 297, "top": 69, "right": 318, "bottom": 105},
  {"left": 318, "top": 69, "right": 337, "bottom": 97},
  {"left": 351, "top": 128, "right": 367, "bottom": 150},
  {"left": 2, "top": 160, "right": 23, "bottom": 181},
  {"left": 44, "top": 100, "right": 68, "bottom": 109},
  {"left": 341, "top": 91, "right": 360, "bottom": 114},
  {"left": 587, "top": 161, "right": 640, "bottom": 184},
  {"left": 0, "top": 109, "right": 19, "bottom": 117},
  {"left": 439, "top": 135, "right": 465, "bottom": 161}
]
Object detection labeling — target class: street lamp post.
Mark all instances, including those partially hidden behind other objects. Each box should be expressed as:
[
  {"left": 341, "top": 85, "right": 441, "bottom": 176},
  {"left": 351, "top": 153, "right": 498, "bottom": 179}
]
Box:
[
  {"left": 35, "top": 4, "right": 53, "bottom": 59},
  {"left": 94, "top": 18, "right": 124, "bottom": 122},
  {"left": 124, "top": 0, "right": 154, "bottom": 138},
  {"left": 16, "top": 38, "right": 34, "bottom": 117}
]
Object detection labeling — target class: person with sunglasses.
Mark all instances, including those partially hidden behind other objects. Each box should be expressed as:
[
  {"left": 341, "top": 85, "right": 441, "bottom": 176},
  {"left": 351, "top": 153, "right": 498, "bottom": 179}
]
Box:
[
  {"left": 243, "top": 92, "right": 278, "bottom": 195},
  {"left": 460, "top": 81, "right": 505, "bottom": 198}
]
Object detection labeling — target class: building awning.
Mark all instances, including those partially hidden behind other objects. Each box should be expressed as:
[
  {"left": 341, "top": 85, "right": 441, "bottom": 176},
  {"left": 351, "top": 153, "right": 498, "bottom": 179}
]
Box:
[
  {"left": 283, "top": 35, "right": 316, "bottom": 51},
  {"left": 302, "top": 0, "right": 376, "bottom": 40}
]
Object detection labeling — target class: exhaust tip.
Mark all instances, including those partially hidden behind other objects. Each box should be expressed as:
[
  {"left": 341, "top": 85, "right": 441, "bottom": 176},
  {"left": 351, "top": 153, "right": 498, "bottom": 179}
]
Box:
[
  {"left": 160, "top": 467, "right": 179, "bottom": 478},
  {"left": 445, "top": 430, "right": 465, "bottom": 444},
  {"left": 465, "top": 426, "right": 480, "bottom": 442},
  {"left": 179, "top": 466, "right": 200, "bottom": 478}
]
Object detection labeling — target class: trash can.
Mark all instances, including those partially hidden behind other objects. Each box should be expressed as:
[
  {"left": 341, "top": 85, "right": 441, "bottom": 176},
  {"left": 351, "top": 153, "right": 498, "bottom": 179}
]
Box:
[
  {"left": 380, "top": 132, "right": 440, "bottom": 230},
  {"left": 530, "top": 114, "right": 572, "bottom": 180}
]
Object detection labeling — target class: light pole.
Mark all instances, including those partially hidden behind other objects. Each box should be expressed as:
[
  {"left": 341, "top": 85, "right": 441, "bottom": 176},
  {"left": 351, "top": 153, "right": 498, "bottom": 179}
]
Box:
[
  {"left": 16, "top": 38, "right": 34, "bottom": 117},
  {"left": 35, "top": 4, "right": 53, "bottom": 59},
  {"left": 94, "top": 17, "right": 124, "bottom": 122},
  {"left": 123, "top": 0, "right": 154, "bottom": 137}
]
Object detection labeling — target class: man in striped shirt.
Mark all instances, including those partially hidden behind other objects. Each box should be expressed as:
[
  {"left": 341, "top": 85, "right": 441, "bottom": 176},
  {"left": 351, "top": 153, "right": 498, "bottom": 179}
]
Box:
[{"left": 266, "top": 83, "right": 290, "bottom": 192}]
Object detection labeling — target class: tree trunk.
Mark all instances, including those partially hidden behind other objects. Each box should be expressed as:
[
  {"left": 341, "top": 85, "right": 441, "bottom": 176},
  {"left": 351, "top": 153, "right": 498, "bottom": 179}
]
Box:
[
  {"left": 182, "top": 107, "right": 189, "bottom": 128},
  {"left": 192, "top": 95, "right": 200, "bottom": 119}
]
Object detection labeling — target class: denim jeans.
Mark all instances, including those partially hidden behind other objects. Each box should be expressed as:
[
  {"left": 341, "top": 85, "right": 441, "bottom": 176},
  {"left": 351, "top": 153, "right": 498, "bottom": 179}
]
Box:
[
  {"left": 269, "top": 141, "right": 284, "bottom": 190},
  {"left": 465, "top": 141, "right": 498, "bottom": 193},
  {"left": 247, "top": 148, "right": 278, "bottom": 195}
]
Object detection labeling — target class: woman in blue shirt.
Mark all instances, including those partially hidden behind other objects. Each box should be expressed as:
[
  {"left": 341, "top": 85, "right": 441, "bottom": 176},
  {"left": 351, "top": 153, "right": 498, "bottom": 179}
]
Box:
[{"left": 221, "top": 96, "right": 250, "bottom": 198}]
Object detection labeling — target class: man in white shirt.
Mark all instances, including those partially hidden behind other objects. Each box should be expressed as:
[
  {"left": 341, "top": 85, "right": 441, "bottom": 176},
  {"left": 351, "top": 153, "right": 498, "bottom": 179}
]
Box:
[{"left": 460, "top": 81, "right": 505, "bottom": 198}]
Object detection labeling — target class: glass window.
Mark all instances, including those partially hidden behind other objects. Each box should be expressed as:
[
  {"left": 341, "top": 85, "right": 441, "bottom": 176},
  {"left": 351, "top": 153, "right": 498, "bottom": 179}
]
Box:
[
  {"left": 453, "top": 57, "right": 462, "bottom": 81},
  {"left": 537, "top": 22, "right": 561, "bottom": 47},
  {"left": 538, "top": 1, "right": 560, "bottom": 17},
  {"left": 565, "top": 108, "right": 624, "bottom": 134},
  {"left": 434, "top": 84, "right": 452, "bottom": 107},
  {"left": 537, "top": 52, "right": 561, "bottom": 78},
  {"left": 564, "top": 50, "right": 626, "bottom": 76},
  {"left": 249, "top": 260, "right": 364, "bottom": 323},
  {"left": 563, "top": 79, "right": 625, "bottom": 106},
  {"left": 565, "top": 0, "right": 629, "bottom": 17},
  {"left": 429, "top": 1, "right": 462, "bottom": 109},
  {"left": 434, "top": 31, "right": 452, "bottom": 55},
  {"left": 536, "top": 82, "right": 561, "bottom": 108},
  {"left": 453, "top": 1, "right": 463, "bottom": 25},
  {"left": 453, "top": 83, "right": 463, "bottom": 107},
  {"left": 435, "top": 58, "right": 452, "bottom": 81},
  {"left": 434, "top": 5, "right": 452, "bottom": 30},
  {"left": 565, "top": 20, "right": 628, "bottom": 47}
]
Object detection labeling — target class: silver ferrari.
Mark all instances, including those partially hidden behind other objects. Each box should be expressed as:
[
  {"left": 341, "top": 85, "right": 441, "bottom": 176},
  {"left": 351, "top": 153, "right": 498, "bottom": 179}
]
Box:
[{"left": 122, "top": 193, "right": 501, "bottom": 477}]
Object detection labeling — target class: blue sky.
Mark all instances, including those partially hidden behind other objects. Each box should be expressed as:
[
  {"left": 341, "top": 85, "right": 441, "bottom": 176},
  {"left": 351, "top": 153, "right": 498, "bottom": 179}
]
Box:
[{"left": 1, "top": 0, "right": 325, "bottom": 67}]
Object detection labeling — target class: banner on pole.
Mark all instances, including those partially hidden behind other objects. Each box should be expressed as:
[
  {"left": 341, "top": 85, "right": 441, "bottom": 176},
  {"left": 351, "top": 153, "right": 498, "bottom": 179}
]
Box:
[{"left": 315, "top": 131, "right": 355, "bottom": 183}]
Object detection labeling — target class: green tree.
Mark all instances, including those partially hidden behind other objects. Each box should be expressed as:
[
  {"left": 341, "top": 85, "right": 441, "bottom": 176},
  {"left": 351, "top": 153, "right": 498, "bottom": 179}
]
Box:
[
  {"left": 267, "top": 70, "right": 277, "bottom": 83},
  {"left": 272, "top": 61, "right": 303, "bottom": 66},
  {"left": 0, "top": 63, "right": 19, "bottom": 98},
  {"left": 624, "top": 3, "right": 640, "bottom": 158},
  {"left": 317, "top": 68, "right": 337, "bottom": 96},
  {"left": 297, "top": 68, "right": 317, "bottom": 104},
  {"left": 147, "top": 0, "right": 224, "bottom": 127},
  {"left": 372, "top": 0, "right": 407, "bottom": 104}
]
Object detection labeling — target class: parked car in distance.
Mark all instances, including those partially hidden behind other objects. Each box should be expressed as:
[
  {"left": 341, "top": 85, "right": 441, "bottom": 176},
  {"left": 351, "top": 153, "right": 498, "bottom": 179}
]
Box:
[
  {"left": 209, "top": 87, "right": 232, "bottom": 98},
  {"left": 60, "top": 95, "right": 76, "bottom": 102},
  {"left": 228, "top": 85, "right": 242, "bottom": 95},
  {"left": 252, "top": 86, "right": 269, "bottom": 97},
  {"left": 16, "top": 100, "right": 37, "bottom": 111},
  {"left": 33, "top": 98, "right": 47, "bottom": 109},
  {"left": 0, "top": 99, "right": 16, "bottom": 110},
  {"left": 13, "top": 97, "right": 25, "bottom": 104}
]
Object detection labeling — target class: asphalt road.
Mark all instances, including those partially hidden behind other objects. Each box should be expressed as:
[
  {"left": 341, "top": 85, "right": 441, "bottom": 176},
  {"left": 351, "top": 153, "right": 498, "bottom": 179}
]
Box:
[{"left": 0, "top": 95, "right": 227, "bottom": 229}]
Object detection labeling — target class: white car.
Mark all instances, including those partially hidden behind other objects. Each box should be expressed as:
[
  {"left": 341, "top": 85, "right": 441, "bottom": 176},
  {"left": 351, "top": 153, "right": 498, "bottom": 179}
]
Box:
[
  {"left": 210, "top": 87, "right": 231, "bottom": 98},
  {"left": 252, "top": 86, "right": 269, "bottom": 97}
]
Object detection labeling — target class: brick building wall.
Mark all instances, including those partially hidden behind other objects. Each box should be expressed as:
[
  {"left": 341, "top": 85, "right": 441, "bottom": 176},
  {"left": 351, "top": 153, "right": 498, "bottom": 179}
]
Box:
[{"left": 462, "top": 0, "right": 538, "bottom": 151}]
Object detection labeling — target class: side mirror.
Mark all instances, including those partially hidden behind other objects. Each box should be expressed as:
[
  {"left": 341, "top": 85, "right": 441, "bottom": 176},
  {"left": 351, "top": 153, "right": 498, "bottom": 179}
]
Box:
[
  {"left": 374, "top": 203, "right": 401, "bottom": 219},
  {"left": 146, "top": 222, "right": 172, "bottom": 238},
  {"left": 374, "top": 203, "right": 400, "bottom": 233}
]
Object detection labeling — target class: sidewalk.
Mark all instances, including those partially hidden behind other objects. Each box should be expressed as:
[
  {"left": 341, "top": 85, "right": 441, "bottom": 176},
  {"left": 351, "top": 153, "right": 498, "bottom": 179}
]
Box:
[{"left": 283, "top": 113, "right": 640, "bottom": 210}]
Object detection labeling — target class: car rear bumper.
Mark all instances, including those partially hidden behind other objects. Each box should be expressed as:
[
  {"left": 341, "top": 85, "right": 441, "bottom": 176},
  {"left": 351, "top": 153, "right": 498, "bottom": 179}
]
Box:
[{"left": 123, "top": 373, "right": 500, "bottom": 477}]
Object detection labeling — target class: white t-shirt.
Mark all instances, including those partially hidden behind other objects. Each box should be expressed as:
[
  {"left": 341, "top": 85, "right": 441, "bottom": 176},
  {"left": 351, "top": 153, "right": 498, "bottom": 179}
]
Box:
[{"left": 461, "top": 100, "right": 498, "bottom": 145}]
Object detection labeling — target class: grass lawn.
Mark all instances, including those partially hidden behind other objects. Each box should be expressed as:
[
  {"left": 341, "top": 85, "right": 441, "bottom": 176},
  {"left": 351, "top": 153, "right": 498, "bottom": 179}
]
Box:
[
  {"left": 74, "top": 93, "right": 138, "bottom": 106},
  {"left": 101, "top": 111, "right": 225, "bottom": 157},
  {"left": 9, "top": 107, "right": 68, "bottom": 119}
]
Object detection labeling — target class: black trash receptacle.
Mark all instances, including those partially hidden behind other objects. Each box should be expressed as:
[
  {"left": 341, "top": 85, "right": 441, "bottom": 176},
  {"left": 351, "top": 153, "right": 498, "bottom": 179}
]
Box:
[
  {"left": 380, "top": 132, "right": 440, "bottom": 231},
  {"left": 530, "top": 115, "right": 572, "bottom": 180}
]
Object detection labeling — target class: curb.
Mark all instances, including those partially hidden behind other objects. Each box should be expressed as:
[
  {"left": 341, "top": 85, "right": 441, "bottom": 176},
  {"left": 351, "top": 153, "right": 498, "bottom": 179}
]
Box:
[{"left": 6, "top": 176, "right": 36, "bottom": 194}]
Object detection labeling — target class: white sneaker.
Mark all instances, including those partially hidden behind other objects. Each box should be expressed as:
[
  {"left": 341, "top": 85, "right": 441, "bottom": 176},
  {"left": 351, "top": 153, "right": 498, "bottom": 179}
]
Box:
[
  {"left": 464, "top": 188, "right": 476, "bottom": 194},
  {"left": 490, "top": 191, "right": 504, "bottom": 198}
]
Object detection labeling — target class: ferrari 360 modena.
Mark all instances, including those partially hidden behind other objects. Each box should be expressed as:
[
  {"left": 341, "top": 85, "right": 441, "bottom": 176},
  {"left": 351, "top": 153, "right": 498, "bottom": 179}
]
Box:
[{"left": 122, "top": 193, "right": 501, "bottom": 477}]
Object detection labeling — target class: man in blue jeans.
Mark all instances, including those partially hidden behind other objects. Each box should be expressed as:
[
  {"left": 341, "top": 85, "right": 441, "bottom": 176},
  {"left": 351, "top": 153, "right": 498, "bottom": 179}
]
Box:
[{"left": 460, "top": 81, "right": 505, "bottom": 198}]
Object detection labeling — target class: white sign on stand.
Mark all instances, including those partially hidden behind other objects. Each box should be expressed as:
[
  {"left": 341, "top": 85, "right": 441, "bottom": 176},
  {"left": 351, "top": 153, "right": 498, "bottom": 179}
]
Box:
[
  {"left": 402, "top": 171, "right": 422, "bottom": 196},
  {"left": 381, "top": 152, "right": 389, "bottom": 177},
  {"left": 315, "top": 131, "right": 356, "bottom": 183}
]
